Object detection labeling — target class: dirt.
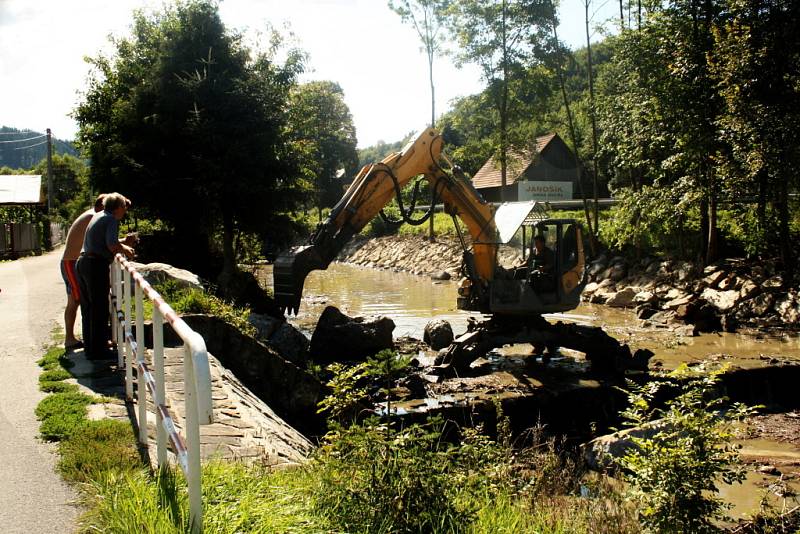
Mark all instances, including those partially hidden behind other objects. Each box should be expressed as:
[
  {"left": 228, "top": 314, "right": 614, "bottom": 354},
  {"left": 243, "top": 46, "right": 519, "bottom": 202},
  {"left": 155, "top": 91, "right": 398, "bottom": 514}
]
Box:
[{"left": 746, "top": 411, "right": 800, "bottom": 448}]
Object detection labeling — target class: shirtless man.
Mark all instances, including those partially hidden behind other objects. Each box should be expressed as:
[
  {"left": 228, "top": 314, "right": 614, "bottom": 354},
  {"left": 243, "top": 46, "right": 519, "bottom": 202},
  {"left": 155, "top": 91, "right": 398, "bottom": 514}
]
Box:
[{"left": 61, "top": 194, "right": 106, "bottom": 350}]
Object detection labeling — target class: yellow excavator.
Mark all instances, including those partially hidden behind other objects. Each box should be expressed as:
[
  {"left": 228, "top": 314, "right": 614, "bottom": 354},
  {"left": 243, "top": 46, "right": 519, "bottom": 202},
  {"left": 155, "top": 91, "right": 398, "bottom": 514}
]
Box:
[
  {"left": 274, "top": 128, "right": 641, "bottom": 373},
  {"left": 274, "top": 128, "right": 587, "bottom": 317}
]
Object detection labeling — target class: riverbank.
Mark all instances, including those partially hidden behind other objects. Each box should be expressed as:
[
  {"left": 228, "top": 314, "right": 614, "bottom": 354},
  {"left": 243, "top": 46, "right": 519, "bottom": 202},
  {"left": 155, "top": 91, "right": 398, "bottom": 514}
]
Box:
[{"left": 337, "top": 235, "right": 800, "bottom": 334}]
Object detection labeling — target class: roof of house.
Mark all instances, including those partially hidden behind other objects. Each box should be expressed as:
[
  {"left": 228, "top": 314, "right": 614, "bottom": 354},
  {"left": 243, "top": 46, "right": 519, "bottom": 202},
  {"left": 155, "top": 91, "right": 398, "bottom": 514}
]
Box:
[
  {"left": 0, "top": 175, "right": 43, "bottom": 205},
  {"left": 471, "top": 133, "right": 558, "bottom": 190}
]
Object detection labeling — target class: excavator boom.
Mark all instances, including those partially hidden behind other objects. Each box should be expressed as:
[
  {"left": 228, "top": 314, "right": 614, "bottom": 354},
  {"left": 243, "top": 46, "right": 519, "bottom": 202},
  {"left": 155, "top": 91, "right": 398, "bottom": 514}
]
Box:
[{"left": 274, "top": 128, "right": 498, "bottom": 315}]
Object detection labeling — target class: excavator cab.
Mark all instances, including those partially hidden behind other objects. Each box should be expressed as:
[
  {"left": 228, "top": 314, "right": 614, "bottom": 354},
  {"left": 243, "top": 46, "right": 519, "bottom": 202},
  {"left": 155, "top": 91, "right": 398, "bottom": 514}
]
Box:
[{"left": 457, "top": 202, "right": 587, "bottom": 315}]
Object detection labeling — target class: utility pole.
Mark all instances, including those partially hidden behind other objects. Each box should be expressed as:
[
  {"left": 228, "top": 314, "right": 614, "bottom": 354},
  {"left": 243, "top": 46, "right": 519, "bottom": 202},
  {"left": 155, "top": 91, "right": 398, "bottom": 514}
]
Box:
[{"left": 46, "top": 128, "right": 53, "bottom": 213}]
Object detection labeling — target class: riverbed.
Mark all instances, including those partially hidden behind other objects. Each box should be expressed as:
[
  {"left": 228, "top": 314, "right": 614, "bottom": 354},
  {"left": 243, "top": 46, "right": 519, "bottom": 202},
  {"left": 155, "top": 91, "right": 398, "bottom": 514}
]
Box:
[{"left": 256, "top": 261, "right": 800, "bottom": 521}]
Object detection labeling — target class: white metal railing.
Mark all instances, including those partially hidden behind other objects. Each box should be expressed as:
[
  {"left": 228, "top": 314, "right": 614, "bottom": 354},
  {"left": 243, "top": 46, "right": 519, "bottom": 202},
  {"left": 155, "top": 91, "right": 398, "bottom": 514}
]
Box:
[{"left": 109, "top": 254, "right": 214, "bottom": 532}]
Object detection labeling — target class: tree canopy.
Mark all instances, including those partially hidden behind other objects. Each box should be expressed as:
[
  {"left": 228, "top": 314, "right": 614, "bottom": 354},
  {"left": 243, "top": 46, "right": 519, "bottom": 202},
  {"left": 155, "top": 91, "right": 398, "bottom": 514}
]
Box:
[{"left": 75, "top": 0, "right": 309, "bottom": 276}]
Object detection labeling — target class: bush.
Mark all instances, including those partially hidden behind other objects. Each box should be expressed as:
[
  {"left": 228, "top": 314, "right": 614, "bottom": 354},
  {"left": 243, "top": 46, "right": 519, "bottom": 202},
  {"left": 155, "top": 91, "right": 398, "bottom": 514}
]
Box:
[
  {"left": 309, "top": 419, "right": 474, "bottom": 534},
  {"left": 616, "top": 363, "right": 755, "bottom": 532}
]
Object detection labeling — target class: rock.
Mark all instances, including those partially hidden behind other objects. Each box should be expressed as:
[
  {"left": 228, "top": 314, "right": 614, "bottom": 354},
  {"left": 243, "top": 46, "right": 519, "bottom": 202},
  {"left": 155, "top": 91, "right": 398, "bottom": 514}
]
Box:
[
  {"left": 588, "top": 264, "right": 605, "bottom": 278},
  {"left": 423, "top": 319, "right": 454, "bottom": 350},
  {"left": 718, "top": 274, "right": 738, "bottom": 291},
  {"left": 694, "top": 303, "right": 722, "bottom": 333},
  {"left": 607, "top": 287, "right": 638, "bottom": 308},
  {"left": 675, "top": 261, "right": 695, "bottom": 283},
  {"left": 648, "top": 310, "right": 675, "bottom": 325},
  {"left": 739, "top": 279, "right": 760, "bottom": 300},
  {"left": 674, "top": 301, "right": 698, "bottom": 321},
  {"left": 610, "top": 255, "right": 626, "bottom": 266},
  {"left": 702, "top": 269, "right": 726, "bottom": 289},
  {"left": 583, "top": 420, "right": 675, "bottom": 470},
  {"left": 774, "top": 293, "right": 800, "bottom": 324},
  {"left": 633, "top": 290, "right": 658, "bottom": 306},
  {"left": 608, "top": 264, "right": 627, "bottom": 282},
  {"left": 583, "top": 282, "right": 600, "bottom": 295},
  {"left": 130, "top": 261, "right": 203, "bottom": 290},
  {"left": 750, "top": 292, "right": 775, "bottom": 316},
  {"left": 431, "top": 271, "right": 451, "bottom": 281},
  {"left": 636, "top": 305, "right": 658, "bottom": 320},
  {"left": 675, "top": 324, "right": 698, "bottom": 337},
  {"left": 248, "top": 313, "right": 310, "bottom": 367},
  {"left": 721, "top": 313, "right": 738, "bottom": 333},
  {"left": 700, "top": 287, "right": 740, "bottom": 313},
  {"left": 309, "top": 306, "right": 395, "bottom": 362},
  {"left": 664, "top": 293, "right": 694, "bottom": 311},
  {"left": 763, "top": 274, "right": 784, "bottom": 289}
]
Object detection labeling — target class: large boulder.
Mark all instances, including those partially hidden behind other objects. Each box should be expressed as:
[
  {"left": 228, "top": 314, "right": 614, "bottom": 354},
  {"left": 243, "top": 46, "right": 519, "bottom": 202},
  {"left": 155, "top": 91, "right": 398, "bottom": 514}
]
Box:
[
  {"left": 584, "top": 420, "right": 675, "bottom": 470},
  {"left": 606, "top": 287, "right": 637, "bottom": 308},
  {"left": 130, "top": 261, "right": 203, "bottom": 290},
  {"left": 749, "top": 292, "right": 775, "bottom": 316},
  {"left": 423, "top": 319, "right": 454, "bottom": 350},
  {"left": 700, "top": 287, "right": 740, "bottom": 313},
  {"left": 309, "top": 306, "right": 395, "bottom": 362}
]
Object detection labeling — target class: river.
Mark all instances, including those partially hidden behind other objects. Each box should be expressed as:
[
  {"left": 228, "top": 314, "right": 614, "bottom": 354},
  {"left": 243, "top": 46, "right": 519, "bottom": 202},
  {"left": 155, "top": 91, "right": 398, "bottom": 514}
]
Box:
[{"left": 259, "top": 262, "right": 800, "bottom": 370}]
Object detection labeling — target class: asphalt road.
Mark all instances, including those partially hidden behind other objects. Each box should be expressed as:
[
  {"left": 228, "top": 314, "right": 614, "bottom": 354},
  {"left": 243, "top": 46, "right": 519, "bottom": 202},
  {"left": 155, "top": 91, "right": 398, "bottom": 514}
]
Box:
[{"left": 0, "top": 248, "right": 78, "bottom": 533}]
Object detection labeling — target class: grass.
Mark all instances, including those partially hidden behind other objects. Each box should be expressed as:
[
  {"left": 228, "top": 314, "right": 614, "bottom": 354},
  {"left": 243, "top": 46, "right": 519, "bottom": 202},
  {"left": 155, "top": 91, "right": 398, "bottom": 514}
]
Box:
[
  {"left": 34, "top": 337, "right": 638, "bottom": 533},
  {"left": 135, "top": 280, "right": 257, "bottom": 338}
]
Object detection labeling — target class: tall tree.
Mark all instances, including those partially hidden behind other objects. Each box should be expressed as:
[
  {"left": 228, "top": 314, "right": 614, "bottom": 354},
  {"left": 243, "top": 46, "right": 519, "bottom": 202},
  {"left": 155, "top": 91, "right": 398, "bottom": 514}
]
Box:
[
  {"left": 710, "top": 0, "right": 800, "bottom": 266},
  {"left": 75, "top": 1, "right": 307, "bottom": 280},
  {"left": 598, "top": 1, "right": 725, "bottom": 263},
  {"left": 389, "top": 0, "right": 451, "bottom": 127},
  {"left": 446, "top": 0, "right": 553, "bottom": 202},
  {"left": 288, "top": 81, "right": 359, "bottom": 220}
]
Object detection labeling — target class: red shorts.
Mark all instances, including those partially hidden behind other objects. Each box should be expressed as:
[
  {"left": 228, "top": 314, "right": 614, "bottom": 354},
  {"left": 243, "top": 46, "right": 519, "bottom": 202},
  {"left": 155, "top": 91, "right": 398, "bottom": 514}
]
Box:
[{"left": 61, "top": 259, "right": 80, "bottom": 301}]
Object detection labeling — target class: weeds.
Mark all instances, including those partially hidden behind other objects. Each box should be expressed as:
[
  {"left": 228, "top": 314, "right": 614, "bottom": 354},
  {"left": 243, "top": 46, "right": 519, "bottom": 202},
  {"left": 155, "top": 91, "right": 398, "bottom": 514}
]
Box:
[{"left": 616, "top": 363, "right": 756, "bottom": 532}]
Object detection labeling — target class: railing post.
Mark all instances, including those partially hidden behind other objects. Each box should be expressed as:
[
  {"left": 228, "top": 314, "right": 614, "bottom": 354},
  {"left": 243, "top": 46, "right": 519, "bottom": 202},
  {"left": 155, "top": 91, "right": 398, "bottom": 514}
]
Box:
[
  {"left": 113, "top": 262, "right": 124, "bottom": 368},
  {"left": 123, "top": 268, "right": 133, "bottom": 401},
  {"left": 135, "top": 283, "right": 147, "bottom": 445},
  {"left": 153, "top": 307, "right": 167, "bottom": 467},
  {"left": 185, "top": 343, "right": 202, "bottom": 533}
]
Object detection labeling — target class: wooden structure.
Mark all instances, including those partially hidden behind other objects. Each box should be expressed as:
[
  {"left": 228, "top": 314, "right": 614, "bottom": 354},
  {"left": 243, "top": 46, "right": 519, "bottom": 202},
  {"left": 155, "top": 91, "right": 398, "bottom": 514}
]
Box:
[
  {"left": 471, "top": 133, "right": 578, "bottom": 203},
  {"left": 0, "top": 174, "right": 44, "bottom": 256}
]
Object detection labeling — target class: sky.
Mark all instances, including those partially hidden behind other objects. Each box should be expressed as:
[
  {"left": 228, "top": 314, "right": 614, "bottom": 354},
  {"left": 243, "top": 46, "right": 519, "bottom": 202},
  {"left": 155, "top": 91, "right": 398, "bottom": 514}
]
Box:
[{"left": 0, "top": 0, "right": 618, "bottom": 149}]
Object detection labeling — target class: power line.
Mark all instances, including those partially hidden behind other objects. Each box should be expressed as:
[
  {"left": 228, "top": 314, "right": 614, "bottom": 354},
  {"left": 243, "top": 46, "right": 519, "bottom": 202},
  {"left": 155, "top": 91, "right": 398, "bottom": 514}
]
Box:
[
  {"left": 0, "top": 134, "right": 47, "bottom": 144},
  {"left": 0, "top": 131, "right": 36, "bottom": 136},
  {"left": 13, "top": 140, "right": 48, "bottom": 150}
]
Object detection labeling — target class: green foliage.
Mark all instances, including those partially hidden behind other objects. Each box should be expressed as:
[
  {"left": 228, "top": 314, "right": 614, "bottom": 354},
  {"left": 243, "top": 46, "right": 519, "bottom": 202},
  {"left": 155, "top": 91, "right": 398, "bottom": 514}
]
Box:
[
  {"left": 58, "top": 419, "right": 141, "bottom": 484},
  {"left": 316, "top": 361, "right": 371, "bottom": 421},
  {"left": 309, "top": 418, "right": 474, "bottom": 534},
  {"left": 35, "top": 391, "right": 94, "bottom": 441},
  {"left": 75, "top": 0, "right": 310, "bottom": 274},
  {"left": 153, "top": 280, "right": 257, "bottom": 337},
  {"left": 38, "top": 346, "right": 74, "bottom": 371},
  {"left": 288, "top": 81, "right": 359, "bottom": 212},
  {"left": 39, "top": 368, "right": 71, "bottom": 383},
  {"left": 616, "top": 363, "right": 755, "bottom": 532}
]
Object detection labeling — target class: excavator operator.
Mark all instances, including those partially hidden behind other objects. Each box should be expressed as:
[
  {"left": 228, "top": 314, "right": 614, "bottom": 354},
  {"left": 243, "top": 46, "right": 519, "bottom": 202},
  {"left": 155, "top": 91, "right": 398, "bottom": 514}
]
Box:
[{"left": 530, "top": 234, "right": 555, "bottom": 292}]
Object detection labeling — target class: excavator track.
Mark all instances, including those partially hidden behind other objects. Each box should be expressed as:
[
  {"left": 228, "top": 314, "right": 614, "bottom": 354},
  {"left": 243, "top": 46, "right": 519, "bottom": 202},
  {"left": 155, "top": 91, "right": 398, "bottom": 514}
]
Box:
[{"left": 434, "top": 315, "right": 651, "bottom": 375}]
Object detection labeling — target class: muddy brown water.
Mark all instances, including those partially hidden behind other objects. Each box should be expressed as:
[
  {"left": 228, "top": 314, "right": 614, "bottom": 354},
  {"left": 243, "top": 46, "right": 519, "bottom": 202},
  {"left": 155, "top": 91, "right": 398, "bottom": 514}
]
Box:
[
  {"left": 257, "top": 262, "right": 800, "bottom": 519},
  {"left": 260, "top": 262, "right": 800, "bottom": 369}
]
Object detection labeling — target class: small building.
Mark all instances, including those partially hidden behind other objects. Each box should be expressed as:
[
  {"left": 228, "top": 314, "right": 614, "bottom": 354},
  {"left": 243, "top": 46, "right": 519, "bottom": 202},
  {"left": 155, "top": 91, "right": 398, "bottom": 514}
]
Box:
[
  {"left": 0, "top": 174, "right": 44, "bottom": 256},
  {"left": 471, "top": 133, "right": 578, "bottom": 203}
]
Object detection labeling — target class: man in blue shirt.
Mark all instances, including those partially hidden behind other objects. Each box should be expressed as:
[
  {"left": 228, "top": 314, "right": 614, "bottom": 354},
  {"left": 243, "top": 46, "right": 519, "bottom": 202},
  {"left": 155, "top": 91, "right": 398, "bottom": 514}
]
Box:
[{"left": 76, "top": 193, "right": 135, "bottom": 359}]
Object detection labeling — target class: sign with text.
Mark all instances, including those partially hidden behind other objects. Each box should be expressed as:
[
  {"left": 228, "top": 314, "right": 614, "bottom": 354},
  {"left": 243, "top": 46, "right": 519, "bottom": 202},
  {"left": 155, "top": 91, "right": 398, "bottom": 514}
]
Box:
[{"left": 518, "top": 180, "right": 572, "bottom": 201}]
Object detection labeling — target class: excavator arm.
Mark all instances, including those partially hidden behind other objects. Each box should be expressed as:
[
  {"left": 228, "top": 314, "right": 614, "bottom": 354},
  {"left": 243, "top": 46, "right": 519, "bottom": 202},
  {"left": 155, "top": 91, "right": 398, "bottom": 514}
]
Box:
[{"left": 274, "top": 128, "right": 499, "bottom": 315}]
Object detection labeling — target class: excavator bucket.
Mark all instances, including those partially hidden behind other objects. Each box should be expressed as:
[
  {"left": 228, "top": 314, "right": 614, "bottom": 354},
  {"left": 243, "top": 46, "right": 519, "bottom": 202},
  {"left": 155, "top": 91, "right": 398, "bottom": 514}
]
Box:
[{"left": 272, "top": 245, "right": 327, "bottom": 315}]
